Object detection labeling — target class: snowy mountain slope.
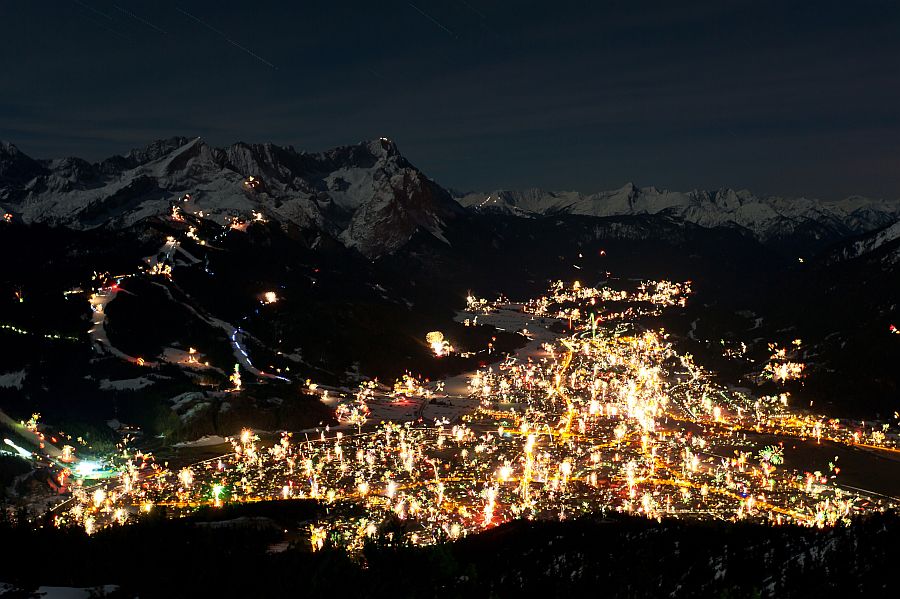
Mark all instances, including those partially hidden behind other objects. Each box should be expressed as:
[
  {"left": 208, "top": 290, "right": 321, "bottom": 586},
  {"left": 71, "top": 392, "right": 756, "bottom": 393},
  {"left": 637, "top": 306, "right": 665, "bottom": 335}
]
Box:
[
  {"left": 0, "top": 137, "right": 463, "bottom": 258},
  {"left": 456, "top": 184, "right": 900, "bottom": 247},
  {"left": 829, "top": 219, "right": 900, "bottom": 266}
]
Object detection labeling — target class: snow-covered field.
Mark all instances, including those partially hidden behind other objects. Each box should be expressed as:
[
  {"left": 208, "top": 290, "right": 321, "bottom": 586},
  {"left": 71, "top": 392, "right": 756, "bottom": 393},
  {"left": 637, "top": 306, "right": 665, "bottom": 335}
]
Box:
[
  {"left": 98, "top": 377, "right": 155, "bottom": 391},
  {"left": 0, "top": 369, "right": 26, "bottom": 389},
  {"left": 173, "top": 435, "right": 229, "bottom": 448},
  {"left": 0, "top": 583, "right": 118, "bottom": 598}
]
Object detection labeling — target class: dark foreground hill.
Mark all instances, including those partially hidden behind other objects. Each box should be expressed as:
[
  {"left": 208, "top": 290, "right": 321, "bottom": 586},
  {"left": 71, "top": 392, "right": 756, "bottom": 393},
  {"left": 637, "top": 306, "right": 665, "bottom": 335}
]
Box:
[{"left": 1, "top": 505, "right": 898, "bottom": 597}]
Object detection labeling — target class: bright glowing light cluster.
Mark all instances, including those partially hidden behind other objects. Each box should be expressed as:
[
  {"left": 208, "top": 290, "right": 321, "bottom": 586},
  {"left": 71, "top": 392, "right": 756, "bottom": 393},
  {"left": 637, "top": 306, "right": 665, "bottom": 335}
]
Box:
[{"left": 50, "top": 279, "right": 899, "bottom": 549}]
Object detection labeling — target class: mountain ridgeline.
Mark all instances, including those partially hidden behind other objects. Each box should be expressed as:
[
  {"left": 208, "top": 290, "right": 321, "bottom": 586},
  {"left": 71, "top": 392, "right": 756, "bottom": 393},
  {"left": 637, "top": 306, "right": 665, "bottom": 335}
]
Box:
[{"left": 3, "top": 136, "right": 899, "bottom": 257}]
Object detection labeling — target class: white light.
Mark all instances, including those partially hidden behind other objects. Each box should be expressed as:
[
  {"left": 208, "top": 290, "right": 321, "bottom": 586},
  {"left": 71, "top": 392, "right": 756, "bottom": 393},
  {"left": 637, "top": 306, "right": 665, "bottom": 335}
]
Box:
[{"left": 75, "top": 460, "right": 102, "bottom": 478}]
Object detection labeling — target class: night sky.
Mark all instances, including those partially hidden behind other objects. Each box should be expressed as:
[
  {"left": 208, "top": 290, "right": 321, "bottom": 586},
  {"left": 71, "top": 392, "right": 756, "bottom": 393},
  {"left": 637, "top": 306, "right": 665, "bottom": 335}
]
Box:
[{"left": 2, "top": 0, "right": 899, "bottom": 199}]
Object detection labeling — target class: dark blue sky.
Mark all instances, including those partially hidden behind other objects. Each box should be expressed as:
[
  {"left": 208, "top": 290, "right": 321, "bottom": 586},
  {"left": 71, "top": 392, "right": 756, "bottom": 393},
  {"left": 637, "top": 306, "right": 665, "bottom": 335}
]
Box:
[{"left": 2, "top": 0, "right": 899, "bottom": 198}]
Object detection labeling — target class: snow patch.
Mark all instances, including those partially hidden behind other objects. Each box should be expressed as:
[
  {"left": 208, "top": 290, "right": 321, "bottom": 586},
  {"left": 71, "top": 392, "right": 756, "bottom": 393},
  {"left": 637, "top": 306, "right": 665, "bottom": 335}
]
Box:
[
  {"left": 0, "top": 369, "right": 26, "bottom": 389},
  {"left": 173, "top": 435, "right": 228, "bottom": 448},
  {"left": 98, "top": 377, "right": 154, "bottom": 391}
]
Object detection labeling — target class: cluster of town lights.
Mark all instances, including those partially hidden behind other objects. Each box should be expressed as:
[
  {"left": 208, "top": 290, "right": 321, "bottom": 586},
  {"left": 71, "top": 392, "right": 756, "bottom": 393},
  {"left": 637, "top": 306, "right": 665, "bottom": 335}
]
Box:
[{"left": 49, "top": 279, "right": 898, "bottom": 551}]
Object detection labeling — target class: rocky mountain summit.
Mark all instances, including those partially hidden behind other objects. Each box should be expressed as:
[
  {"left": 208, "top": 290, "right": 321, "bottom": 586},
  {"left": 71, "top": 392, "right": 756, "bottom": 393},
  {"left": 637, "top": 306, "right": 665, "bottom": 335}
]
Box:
[{"left": 0, "top": 137, "right": 462, "bottom": 258}]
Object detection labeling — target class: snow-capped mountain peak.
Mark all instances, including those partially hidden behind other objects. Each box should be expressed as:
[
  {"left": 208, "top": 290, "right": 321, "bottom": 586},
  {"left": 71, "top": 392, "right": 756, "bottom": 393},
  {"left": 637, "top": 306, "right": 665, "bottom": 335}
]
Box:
[
  {"left": 0, "top": 137, "right": 462, "bottom": 258},
  {"left": 0, "top": 141, "right": 47, "bottom": 187}
]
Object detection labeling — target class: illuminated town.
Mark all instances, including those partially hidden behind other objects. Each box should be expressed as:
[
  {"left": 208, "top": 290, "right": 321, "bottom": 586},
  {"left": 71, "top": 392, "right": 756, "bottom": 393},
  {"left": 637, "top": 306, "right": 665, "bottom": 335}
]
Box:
[{"left": 43, "top": 277, "right": 898, "bottom": 551}]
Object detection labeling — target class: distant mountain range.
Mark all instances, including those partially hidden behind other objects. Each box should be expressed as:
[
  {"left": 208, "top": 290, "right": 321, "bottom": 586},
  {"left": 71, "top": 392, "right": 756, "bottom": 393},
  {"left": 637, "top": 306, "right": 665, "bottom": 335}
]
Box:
[
  {"left": 455, "top": 185, "right": 900, "bottom": 253},
  {"left": 3, "top": 137, "right": 899, "bottom": 258}
]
